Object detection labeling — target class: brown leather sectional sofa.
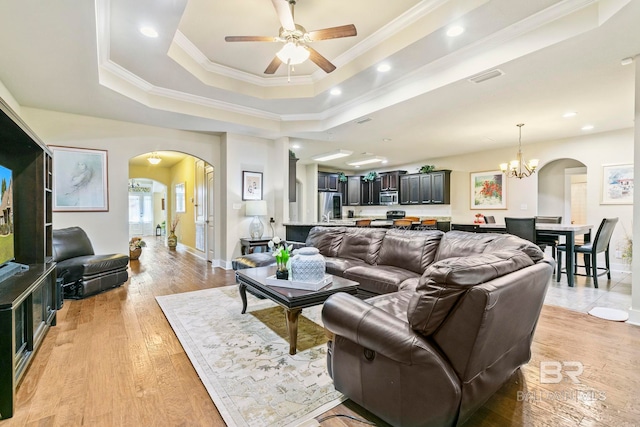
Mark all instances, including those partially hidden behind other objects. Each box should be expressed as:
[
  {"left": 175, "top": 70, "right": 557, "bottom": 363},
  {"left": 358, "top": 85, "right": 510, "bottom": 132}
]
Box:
[{"left": 314, "top": 227, "right": 555, "bottom": 427}]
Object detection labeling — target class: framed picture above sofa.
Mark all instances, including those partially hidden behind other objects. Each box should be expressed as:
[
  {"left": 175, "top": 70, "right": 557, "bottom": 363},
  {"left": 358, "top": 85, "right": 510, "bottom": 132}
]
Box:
[{"left": 470, "top": 170, "right": 506, "bottom": 210}]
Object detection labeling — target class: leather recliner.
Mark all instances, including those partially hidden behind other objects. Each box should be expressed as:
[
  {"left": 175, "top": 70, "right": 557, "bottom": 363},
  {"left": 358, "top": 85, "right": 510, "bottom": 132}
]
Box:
[
  {"left": 52, "top": 226, "right": 129, "bottom": 299},
  {"left": 322, "top": 231, "right": 555, "bottom": 427}
]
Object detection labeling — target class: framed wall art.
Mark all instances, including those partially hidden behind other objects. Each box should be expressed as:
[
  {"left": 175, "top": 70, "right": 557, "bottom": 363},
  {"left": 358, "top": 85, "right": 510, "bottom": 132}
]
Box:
[
  {"left": 52, "top": 146, "right": 109, "bottom": 211},
  {"left": 470, "top": 170, "right": 506, "bottom": 209},
  {"left": 242, "top": 171, "right": 263, "bottom": 200},
  {"left": 601, "top": 163, "right": 633, "bottom": 204}
]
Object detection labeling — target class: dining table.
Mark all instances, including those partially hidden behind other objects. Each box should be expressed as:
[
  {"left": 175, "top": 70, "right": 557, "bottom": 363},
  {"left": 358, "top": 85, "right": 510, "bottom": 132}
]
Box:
[{"left": 450, "top": 223, "right": 593, "bottom": 287}]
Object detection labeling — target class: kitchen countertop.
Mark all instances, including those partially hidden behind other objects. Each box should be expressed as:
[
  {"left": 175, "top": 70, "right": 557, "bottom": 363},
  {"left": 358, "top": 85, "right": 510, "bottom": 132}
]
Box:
[{"left": 284, "top": 217, "right": 451, "bottom": 227}]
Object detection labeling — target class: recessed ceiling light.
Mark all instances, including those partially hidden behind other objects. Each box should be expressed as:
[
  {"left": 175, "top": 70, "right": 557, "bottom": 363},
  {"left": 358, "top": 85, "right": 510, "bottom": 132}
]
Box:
[
  {"left": 382, "top": 138, "right": 392, "bottom": 142},
  {"left": 581, "top": 125, "right": 594, "bottom": 131},
  {"left": 330, "top": 88, "right": 342, "bottom": 96},
  {"left": 563, "top": 111, "right": 577, "bottom": 118},
  {"left": 381, "top": 160, "right": 388, "bottom": 164},
  {"left": 291, "top": 144, "right": 300, "bottom": 149},
  {"left": 377, "top": 63, "right": 391, "bottom": 72},
  {"left": 446, "top": 25, "right": 465, "bottom": 37},
  {"left": 311, "top": 149, "right": 353, "bottom": 162},
  {"left": 140, "top": 26, "right": 158, "bottom": 38}
]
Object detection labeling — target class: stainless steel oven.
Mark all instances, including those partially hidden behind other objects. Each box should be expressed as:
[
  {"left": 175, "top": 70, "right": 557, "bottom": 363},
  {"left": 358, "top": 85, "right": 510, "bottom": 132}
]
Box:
[{"left": 380, "top": 191, "right": 399, "bottom": 205}]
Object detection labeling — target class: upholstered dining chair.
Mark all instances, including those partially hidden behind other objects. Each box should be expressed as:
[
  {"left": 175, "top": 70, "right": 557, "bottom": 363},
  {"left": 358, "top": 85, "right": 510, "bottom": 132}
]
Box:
[
  {"left": 392, "top": 219, "right": 413, "bottom": 230},
  {"left": 505, "top": 217, "right": 545, "bottom": 251},
  {"left": 403, "top": 216, "right": 420, "bottom": 222},
  {"left": 417, "top": 219, "right": 437, "bottom": 230},
  {"left": 355, "top": 219, "right": 372, "bottom": 227},
  {"left": 484, "top": 215, "right": 496, "bottom": 224},
  {"left": 556, "top": 217, "right": 618, "bottom": 288},
  {"left": 535, "top": 216, "right": 562, "bottom": 259}
]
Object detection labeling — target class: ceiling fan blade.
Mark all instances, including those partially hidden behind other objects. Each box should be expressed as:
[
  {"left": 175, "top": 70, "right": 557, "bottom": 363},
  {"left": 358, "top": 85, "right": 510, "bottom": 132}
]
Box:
[
  {"left": 271, "top": 0, "right": 296, "bottom": 31},
  {"left": 307, "top": 46, "right": 336, "bottom": 73},
  {"left": 225, "top": 36, "right": 278, "bottom": 42},
  {"left": 307, "top": 24, "right": 357, "bottom": 41},
  {"left": 264, "top": 56, "right": 283, "bottom": 74}
]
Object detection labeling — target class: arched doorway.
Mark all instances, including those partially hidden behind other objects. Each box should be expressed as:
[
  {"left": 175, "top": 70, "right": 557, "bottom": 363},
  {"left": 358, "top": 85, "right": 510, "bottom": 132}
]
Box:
[
  {"left": 128, "top": 178, "right": 166, "bottom": 237},
  {"left": 538, "top": 158, "right": 587, "bottom": 225},
  {"left": 128, "top": 151, "right": 216, "bottom": 262}
]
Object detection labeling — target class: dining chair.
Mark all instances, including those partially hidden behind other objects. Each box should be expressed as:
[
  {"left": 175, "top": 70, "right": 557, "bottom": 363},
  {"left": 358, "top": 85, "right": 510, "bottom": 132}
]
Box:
[
  {"left": 505, "top": 217, "right": 539, "bottom": 246},
  {"left": 355, "top": 219, "right": 372, "bottom": 227},
  {"left": 417, "top": 218, "right": 437, "bottom": 230},
  {"left": 484, "top": 215, "right": 496, "bottom": 224},
  {"left": 535, "top": 216, "right": 562, "bottom": 259},
  {"left": 556, "top": 217, "right": 618, "bottom": 288},
  {"left": 403, "top": 216, "right": 420, "bottom": 222},
  {"left": 392, "top": 219, "right": 413, "bottom": 230}
]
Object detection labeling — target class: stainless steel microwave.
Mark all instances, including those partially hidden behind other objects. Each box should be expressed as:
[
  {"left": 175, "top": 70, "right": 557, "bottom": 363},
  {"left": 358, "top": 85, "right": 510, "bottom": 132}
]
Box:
[{"left": 380, "top": 191, "right": 399, "bottom": 205}]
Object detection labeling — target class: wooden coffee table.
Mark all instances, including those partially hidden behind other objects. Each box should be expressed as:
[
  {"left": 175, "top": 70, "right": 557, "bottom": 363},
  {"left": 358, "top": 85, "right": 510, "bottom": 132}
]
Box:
[{"left": 235, "top": 266, "right": 359, "bottom": 355}]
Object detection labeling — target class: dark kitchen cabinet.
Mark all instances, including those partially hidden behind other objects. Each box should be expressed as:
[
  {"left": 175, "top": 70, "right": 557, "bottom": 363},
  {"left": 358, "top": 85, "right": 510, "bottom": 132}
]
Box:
[
  {"left": 360, "top": 178, "right": 381, "bottom": 205},
  {"left": 346, "top": 176, "right": 361, "bottom": 206},
  {"left": 289, "top": 157, "right": 298, "bottom": 202},
  {"left": 400, "top": 174, "right": 420, "bottom": 204},
  {"left": 421, "top": 170, "right": 451, "bottom": 204},
  {"left": 318, "top": 172, "right": 339, "bottom": 192},
  {"left": 400, "top": 171, "right": 451, "bottom": 205},
  {"left": 380, "top": 170, "right": 406, "bottom": 191}
]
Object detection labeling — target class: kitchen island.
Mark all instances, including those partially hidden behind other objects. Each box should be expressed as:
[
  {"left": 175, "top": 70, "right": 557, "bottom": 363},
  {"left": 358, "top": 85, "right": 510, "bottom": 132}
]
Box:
[{"left": 284, "top": 218, "right": 451, "bottom": 242}]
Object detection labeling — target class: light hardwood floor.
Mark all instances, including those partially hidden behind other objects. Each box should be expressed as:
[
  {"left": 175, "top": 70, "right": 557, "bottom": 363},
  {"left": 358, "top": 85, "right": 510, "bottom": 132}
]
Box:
[{"left": 2, "top": 237, "right": 639, "bottom": 426}]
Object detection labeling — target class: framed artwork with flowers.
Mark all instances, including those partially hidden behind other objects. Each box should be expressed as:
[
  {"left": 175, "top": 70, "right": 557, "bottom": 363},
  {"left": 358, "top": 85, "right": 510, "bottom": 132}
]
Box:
[{"left": 470, "top": 170, "right": 507, "bottom": 209}]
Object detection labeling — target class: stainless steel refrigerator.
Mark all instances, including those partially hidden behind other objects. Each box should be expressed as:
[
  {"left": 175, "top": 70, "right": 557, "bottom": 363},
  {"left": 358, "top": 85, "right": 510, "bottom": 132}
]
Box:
[{"left": 318, "top": 192, "right": 342, "bottom": 221}]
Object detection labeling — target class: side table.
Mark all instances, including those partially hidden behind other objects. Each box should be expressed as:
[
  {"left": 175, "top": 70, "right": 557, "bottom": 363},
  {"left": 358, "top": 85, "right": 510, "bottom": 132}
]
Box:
[{"left": 240, "top": 237, "right": 272, "bottom": 255}]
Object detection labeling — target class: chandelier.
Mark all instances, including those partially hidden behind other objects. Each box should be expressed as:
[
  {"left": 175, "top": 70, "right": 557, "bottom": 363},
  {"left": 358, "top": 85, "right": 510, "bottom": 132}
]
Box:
[
  {"left": 147, "top": 152, "right": 162, "bottom": 165},
  {"left": 500, "top": 124, "right": 538, "bottom": 179}
]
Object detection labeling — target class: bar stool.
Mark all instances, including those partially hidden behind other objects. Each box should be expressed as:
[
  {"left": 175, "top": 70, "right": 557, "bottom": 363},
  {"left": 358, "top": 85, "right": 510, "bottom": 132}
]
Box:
[
  {"left": 392, "top": 219, "right": 413, "bottom": 230},
  {"left": 355, "top": 219, "right": 372, "bottom": 227}
]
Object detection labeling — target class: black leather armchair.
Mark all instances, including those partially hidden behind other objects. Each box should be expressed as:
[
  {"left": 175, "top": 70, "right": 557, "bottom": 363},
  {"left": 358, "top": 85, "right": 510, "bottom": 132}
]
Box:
[{"left": 52, "top": 227, "right": 129, "bottom": 299}]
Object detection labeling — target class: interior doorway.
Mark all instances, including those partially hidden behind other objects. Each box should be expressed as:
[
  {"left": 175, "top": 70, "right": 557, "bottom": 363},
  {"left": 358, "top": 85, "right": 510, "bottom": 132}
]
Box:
[{"left": 128, "top": 179, "right": 166, "bottom": 237}]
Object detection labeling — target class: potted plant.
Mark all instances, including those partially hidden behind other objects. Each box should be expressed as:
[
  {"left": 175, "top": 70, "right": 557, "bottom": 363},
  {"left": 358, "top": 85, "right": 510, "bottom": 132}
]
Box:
[
  {"left": 338, "top": 172, "right": 348, "bottom": 182},
  {"left": 129, "top": 237, "right": 146, "bottom": 260},
  {"left": 362, "top": 171, "right": 378, "bottom": 182},
  {"left": 167, "top": 216, "right": 180, "bottom": 249},
  {"left": 268, "top": 236, "right": 293, "bottom": 279},
  {"left": 419, "top": 165, "right": 435, "bottom": 173}
]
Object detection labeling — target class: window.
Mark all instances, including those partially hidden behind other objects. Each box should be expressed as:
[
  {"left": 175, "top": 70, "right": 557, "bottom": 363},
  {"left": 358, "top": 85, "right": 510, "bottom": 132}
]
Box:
[{"left": 175, "top": 182, "right": 186, "bottom": 213}]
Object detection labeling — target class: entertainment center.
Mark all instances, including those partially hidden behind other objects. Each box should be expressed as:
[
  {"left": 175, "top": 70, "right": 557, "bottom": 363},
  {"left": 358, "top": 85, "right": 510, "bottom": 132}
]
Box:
[{"left": 0, "top": 98, "right": 56, "bottom": 420}]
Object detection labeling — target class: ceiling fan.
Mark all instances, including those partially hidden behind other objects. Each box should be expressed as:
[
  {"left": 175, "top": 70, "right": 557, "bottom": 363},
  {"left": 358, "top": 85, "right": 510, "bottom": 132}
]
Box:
[{"left": 225, "top": 0, "right": 357, "bottom": 74}]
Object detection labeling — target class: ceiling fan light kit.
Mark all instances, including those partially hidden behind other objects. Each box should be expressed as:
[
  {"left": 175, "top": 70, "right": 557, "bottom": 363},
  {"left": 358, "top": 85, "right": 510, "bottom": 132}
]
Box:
[
  {"left": 224, "top": 0, "right": 356, "bottom": 75},
  {"left": 276, "top": 42, "right": 309, "bottom": 65}
]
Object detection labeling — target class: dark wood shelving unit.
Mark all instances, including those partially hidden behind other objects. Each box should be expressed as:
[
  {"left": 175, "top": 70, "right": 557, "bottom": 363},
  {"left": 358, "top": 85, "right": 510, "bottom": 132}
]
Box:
[{"left": 0, "top": 98, "right": 56, "bottom": 420}]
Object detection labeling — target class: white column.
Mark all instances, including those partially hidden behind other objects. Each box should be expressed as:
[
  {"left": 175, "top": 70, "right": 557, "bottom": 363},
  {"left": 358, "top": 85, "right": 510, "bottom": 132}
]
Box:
[{"left": 629, "top": 58, "right": 640, "bottom": 325}]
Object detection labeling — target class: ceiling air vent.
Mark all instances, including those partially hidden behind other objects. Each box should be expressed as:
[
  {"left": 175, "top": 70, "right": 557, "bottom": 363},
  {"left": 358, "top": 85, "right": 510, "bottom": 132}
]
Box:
[
  {"left": 355, "top": 117, "right": 372, "bottom": 124},
  {"left": 468, "top": 69, "right": 504, "bottom": 84}
]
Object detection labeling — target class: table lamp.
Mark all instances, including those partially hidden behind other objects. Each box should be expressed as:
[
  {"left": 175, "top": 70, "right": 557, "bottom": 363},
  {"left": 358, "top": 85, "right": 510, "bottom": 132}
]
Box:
[{"left": 246, "top": 200, "right": 267, "bottom": 238}]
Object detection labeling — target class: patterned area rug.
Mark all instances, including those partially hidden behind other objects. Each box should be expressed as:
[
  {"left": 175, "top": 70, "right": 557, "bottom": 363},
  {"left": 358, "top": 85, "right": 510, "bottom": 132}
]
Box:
[{"left": 156, "top": 285, "right": 345, "bottom": 427}]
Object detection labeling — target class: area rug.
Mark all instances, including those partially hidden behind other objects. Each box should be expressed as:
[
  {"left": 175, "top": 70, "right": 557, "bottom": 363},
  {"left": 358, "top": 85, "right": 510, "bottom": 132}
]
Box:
[{"left": 156, "top": 285, "right": 345, "bottom": 427}]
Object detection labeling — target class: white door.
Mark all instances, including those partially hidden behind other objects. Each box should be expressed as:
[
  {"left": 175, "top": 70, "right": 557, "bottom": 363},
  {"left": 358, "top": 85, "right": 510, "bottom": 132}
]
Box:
[
  {"left": 129, "top": 193, "right": 154, "bottom": 236},
  {"left": 206, "top": 166, "right": 215, "bottom": 263},
  {"left": 195, "top": 160, "right": 206, "bottom": 252}
]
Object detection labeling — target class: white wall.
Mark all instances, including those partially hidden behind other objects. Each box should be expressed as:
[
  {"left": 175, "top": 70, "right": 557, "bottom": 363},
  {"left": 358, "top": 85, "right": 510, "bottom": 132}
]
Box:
[
  {"left": 20, "top": 108, "right": 221, "bottom": 258},
  {"left": 221, "top": 133, "right": 283, "bottom": 266}
]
